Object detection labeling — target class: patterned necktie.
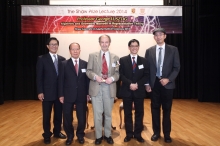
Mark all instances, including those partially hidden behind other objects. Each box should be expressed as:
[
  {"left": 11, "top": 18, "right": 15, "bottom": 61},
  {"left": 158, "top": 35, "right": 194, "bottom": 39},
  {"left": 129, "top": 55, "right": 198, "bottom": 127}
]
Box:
[
  {"left": 53, "top": 55, "right": 58, "bottom": 75},
  {"left": 102, "top": 53, "right": 108, "bottom": 75},
  {"left": 75, "top": 60, "right": 78, "bottom": 76},
  {"left": 156, "top": 48, "right": 162, "bottom": 77},
  {"left": 132, "top": 57, "right": 136, "bottom": 73}
]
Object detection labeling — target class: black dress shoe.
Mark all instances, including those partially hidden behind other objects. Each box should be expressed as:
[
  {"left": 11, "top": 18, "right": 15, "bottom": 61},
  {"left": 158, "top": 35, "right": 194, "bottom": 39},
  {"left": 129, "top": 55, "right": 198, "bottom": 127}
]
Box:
[
  {"left": 54, "top": 132, "right": 67, "bottom": 139},
  {"left": 151, "top": 134, "right": 160, "bottom": 141},
  {"left": 44, "top": 138, "right": 51, "bottom": 144},
  {"left": 66, "top": 139, "right": 73, "bottom": 145},
  {"left": 164, "top": 137, "right": 172, "bottom": 143},
  {"left": 104, "top": 136, "right": 114, "bottom": 144},
  {"left": 134, "top": 136, "right": 145, "bottom": 143},
  {"left": 78, "top": 137, "right": 85, "bottom": 144},
  {"left": 95, "top": 137, "right": 102, "bottom": 145},
  {"left": 124, "top": 136, "right": 132, "bottom": 142}
]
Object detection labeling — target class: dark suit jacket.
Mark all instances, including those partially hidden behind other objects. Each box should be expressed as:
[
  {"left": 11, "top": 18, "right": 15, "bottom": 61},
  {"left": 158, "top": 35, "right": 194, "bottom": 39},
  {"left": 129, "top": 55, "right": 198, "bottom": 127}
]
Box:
[
  {"left": 145, "top": 44, "right": 180, "bottom": 89},
  {"left": 58, "top": 58, "right": 89, "bottom": 103},
  {"left": 36, "top": 53, "right": 65, "bottom": 101},
  {"left": 119, "top": 55, "right": 148, "bottom": 98}
]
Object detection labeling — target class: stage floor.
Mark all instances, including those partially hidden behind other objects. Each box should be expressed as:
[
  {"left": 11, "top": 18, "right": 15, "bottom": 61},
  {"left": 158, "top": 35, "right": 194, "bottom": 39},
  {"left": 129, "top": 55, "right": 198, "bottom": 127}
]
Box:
[{"left": 0, "top": 99, "right": 219, "bottom": 146}]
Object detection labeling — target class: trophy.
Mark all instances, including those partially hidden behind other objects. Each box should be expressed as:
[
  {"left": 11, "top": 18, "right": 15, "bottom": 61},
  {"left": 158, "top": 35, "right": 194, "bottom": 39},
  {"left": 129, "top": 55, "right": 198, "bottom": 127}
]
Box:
[{"left": 101, "top": 72, "right": 108, "bottom": 82}]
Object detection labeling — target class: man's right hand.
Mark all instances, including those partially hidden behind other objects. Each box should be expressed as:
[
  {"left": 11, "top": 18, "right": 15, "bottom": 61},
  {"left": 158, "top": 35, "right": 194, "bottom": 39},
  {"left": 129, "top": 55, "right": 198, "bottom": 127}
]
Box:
[
  {"left": 145, "top": 85, "right": 152, "bottom": 92},
  {"left": 130, "top": 83, "right": 138, "bottom": 91},
  {"left": 95, "top": 76, "right": 103, "bottom": 83},
  {"left": 38, "top": 93, "right": 44, "bottom": 101},
  {"left": 59, "top": 97, "right": 64, "bottom": 103}
]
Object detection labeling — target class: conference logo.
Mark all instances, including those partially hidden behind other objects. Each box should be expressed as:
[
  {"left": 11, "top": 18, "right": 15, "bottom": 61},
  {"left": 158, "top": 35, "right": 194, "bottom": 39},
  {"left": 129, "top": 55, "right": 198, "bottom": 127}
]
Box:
[
  {"left": 139, "top": 8, "right": 145, "bottom": 15},
  {"left": 131, "top": 8, "right": 135, "bottom": 14}
]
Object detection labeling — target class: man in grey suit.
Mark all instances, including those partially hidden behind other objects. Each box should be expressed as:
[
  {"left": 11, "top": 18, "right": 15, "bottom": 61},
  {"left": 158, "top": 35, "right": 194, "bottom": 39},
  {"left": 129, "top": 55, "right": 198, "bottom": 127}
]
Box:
[
  {"left": 145, "top": 28, "right": 180, "bottom": 143},
  {"left": 86, "top": 34, "right": 119, "bottom": 145}
]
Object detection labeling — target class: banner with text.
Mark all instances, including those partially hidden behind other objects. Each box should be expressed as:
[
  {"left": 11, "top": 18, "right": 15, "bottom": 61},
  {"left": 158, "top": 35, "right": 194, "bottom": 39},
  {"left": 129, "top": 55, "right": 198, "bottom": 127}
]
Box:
[{"left": 21, "top": 6, "right": 182, "bottom": 34}]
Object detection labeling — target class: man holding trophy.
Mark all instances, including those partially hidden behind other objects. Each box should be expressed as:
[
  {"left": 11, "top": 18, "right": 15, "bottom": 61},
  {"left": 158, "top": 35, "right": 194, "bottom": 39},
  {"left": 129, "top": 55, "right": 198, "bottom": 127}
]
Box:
[{"left": 86, "top": 35, "right": 120, "bottom": 145}]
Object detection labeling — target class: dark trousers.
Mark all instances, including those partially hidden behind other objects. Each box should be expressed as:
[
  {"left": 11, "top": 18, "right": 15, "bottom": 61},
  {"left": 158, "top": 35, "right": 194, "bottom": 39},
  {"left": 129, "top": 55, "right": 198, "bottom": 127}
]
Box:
[
  {"left": 63, "top": 101, "right": 87, "bottom": 139},
  {"left": 123, "top": 93, "right": 144, "bottom": 138},
  {"left": 42, "top": 98, "right": 63, "bottom": 138},
  {"left": 151, "top": 78, "right": 173, "bottom": 137}
]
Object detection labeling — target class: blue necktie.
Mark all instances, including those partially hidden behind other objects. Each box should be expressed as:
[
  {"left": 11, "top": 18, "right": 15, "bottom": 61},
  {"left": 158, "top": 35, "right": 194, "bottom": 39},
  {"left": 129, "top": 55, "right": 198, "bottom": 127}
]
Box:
[
  {"left": 53, "top": 55, "right": 58, "bottom": 75},
  {"left": 156, "top": 48, "right": 162, "bottom": 77}
]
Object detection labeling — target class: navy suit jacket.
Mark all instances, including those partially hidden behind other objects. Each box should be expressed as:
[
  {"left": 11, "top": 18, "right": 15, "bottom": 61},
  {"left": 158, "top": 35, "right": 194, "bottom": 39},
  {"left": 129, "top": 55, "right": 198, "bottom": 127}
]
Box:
[
  {"left": 119, "top": 55, "right": 148, "bottom": 98},
  {"left": 36, "top": 53, "right": 66, "bottom": 101},
  {"left": 145, "top": 44, "right": 180, "bottom": 89},
  {"left": 58, "top": 58, "right": 89, "bottom": 103}
]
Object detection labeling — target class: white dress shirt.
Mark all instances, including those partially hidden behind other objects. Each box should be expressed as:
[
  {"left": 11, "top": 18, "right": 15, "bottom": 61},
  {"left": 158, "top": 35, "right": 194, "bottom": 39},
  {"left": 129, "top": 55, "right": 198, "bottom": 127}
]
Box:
[
  {"left": 49, "top": 52, "right": 58, "bottom": 63},
  {"left": 71, "top": 57, "right": 79, "bottom": 67}
]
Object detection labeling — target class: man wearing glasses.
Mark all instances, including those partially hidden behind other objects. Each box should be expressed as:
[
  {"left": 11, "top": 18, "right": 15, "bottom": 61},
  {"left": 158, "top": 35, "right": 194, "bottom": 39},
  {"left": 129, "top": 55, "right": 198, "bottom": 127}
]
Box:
[
  {"left": 145, "top": 28, "right": 180, "bottom": 143},
  {"left": 36, "top": 37, "right": 66, "bottom": 144},
  {"left": 119, "top": 39, "right": 148, "bottom": 143}
]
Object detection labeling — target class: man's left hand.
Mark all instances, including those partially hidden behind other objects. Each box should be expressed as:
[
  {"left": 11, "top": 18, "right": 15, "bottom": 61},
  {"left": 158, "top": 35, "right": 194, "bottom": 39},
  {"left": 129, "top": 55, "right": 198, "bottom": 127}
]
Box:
[
  {"left": 105, "top": 77, "right": 113, "bottom": 84},
  {"left": 160, "top": 78, "right": 169, "bottom": 86}
]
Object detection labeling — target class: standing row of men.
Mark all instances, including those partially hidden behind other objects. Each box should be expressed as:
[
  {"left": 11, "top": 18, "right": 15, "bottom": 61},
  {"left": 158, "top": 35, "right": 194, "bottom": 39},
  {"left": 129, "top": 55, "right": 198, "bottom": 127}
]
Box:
[{"left": 36, "top": 28, "right": 180, "bottom": 145}]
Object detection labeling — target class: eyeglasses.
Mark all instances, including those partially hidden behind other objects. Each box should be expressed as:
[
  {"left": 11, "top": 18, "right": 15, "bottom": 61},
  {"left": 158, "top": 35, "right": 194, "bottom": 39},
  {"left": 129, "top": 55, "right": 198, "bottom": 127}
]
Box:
[
  {"left": 130, "top": 45, "right": 139, "bottom": 48},
  {"left": 49, "top": 44, "right": 58, "bottom": 46},
  {"left": 154, "top": 33, "right": 165, "bottom": 37},
  {"left": 70, "top": 49, "right": 80, "bottom": 51}
]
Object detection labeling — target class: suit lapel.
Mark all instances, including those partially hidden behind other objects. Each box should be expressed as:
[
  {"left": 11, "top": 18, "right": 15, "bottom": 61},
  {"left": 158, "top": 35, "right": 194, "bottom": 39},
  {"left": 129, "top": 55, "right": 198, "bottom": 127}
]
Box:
[
  {"left": 95, "top": 51, "right": 102, "bottom": 71},
  {"left": 126, "top": 55, "right": 133, "bottom": 74},
  {"left": 133, "top": 55, "right": 142, "bottom": 74},
  {"left": 109, "top": 52, "right": 114, "bottom": 75},
  {"left": 67, "top": 58, "right": 77, "bottom": 75},
  {"left": 152, "top": 46, "right": 157, "bottom": 67},
  {"left": 136, "top": 55, "right": 142, "bottom": 71},
  {"left": 78, "top": 59, "right": 84, "bottom": 78},
  {"left": 163, "top": 44, "right": 171, "bottom": 70},
  {"left": 46, "top": 53, "right": 57, "bottom": 74}
]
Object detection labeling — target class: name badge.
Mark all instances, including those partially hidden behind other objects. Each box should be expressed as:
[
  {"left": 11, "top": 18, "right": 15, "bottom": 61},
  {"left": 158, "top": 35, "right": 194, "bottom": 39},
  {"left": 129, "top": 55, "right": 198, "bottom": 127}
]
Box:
[
  {"left": 112, "top": 63, "right": 116, "bottom": 67},
  {"left": 138, "top": 64, "right": 144, "bottom": 69},
  {"left": 81, "top": 69, "right": 86, "bottom": 73}
]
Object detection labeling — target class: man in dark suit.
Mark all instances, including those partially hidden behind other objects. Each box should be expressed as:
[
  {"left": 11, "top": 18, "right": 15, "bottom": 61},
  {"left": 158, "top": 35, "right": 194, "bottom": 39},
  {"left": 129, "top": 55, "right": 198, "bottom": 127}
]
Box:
[
  {"left": 119, "top": 39, "right": 148, "bottom": 143},
  {"left": 36, "top": 37, "right": 66, "bottom": 144},
  {"left": 58, "top": 42, "right": 89, "bottom": 145},
  {"left": 145, "top": 28, "right": 180, "bottom": 143}
]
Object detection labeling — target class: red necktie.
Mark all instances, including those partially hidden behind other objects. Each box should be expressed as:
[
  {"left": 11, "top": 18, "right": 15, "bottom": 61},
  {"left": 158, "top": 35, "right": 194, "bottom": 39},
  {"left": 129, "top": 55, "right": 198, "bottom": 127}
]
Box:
[
  {"left": 132, "top": 57, "right": 136, "bottom": 73},
  {"left": 102, "top": 53, "right": 108, "bottom": 76},
  {"left": 75, "top": 60, "right": 78, "bottom": 75}
]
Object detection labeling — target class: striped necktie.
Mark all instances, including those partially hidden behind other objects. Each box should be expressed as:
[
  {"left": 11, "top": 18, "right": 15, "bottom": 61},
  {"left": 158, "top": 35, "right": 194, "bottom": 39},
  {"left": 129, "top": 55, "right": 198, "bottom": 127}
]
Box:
[{"left": 132, "top": 57, "right": 136, "bottom": 73}]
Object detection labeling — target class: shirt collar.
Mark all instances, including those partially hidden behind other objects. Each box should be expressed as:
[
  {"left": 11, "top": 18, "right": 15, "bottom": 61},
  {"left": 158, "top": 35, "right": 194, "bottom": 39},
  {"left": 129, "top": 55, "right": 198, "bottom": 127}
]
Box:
[
  {"left": 130, "top": 54, "right": 138, "bottom": 58},
  {"left": 49, "top": 52, "right": 57, "bottom": 57},
  {"left": 71, "top": 57, "right": 79, "bottom": 63},
  {"left": 101, "top": 50, "right": 109, "bottom": 55},
  {"left": 156, "top": 43, "right": 165, "bottom": 50}
]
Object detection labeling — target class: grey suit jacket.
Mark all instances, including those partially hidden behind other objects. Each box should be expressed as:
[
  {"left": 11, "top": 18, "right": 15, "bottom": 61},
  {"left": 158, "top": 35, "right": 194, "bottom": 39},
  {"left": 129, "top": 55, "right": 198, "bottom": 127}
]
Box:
[
  {"left": 86, "top": 51, "right": 120, "bottom": 97},
  {"left": 145, "top": 44, "right": 180, "bottom": 89}
]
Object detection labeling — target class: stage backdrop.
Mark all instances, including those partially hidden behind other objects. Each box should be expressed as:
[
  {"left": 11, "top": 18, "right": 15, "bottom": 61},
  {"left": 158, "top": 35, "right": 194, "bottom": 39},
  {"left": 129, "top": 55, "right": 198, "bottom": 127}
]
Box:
[{"left": 21, "top": 5, "right": 182, "bottom": 60}]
